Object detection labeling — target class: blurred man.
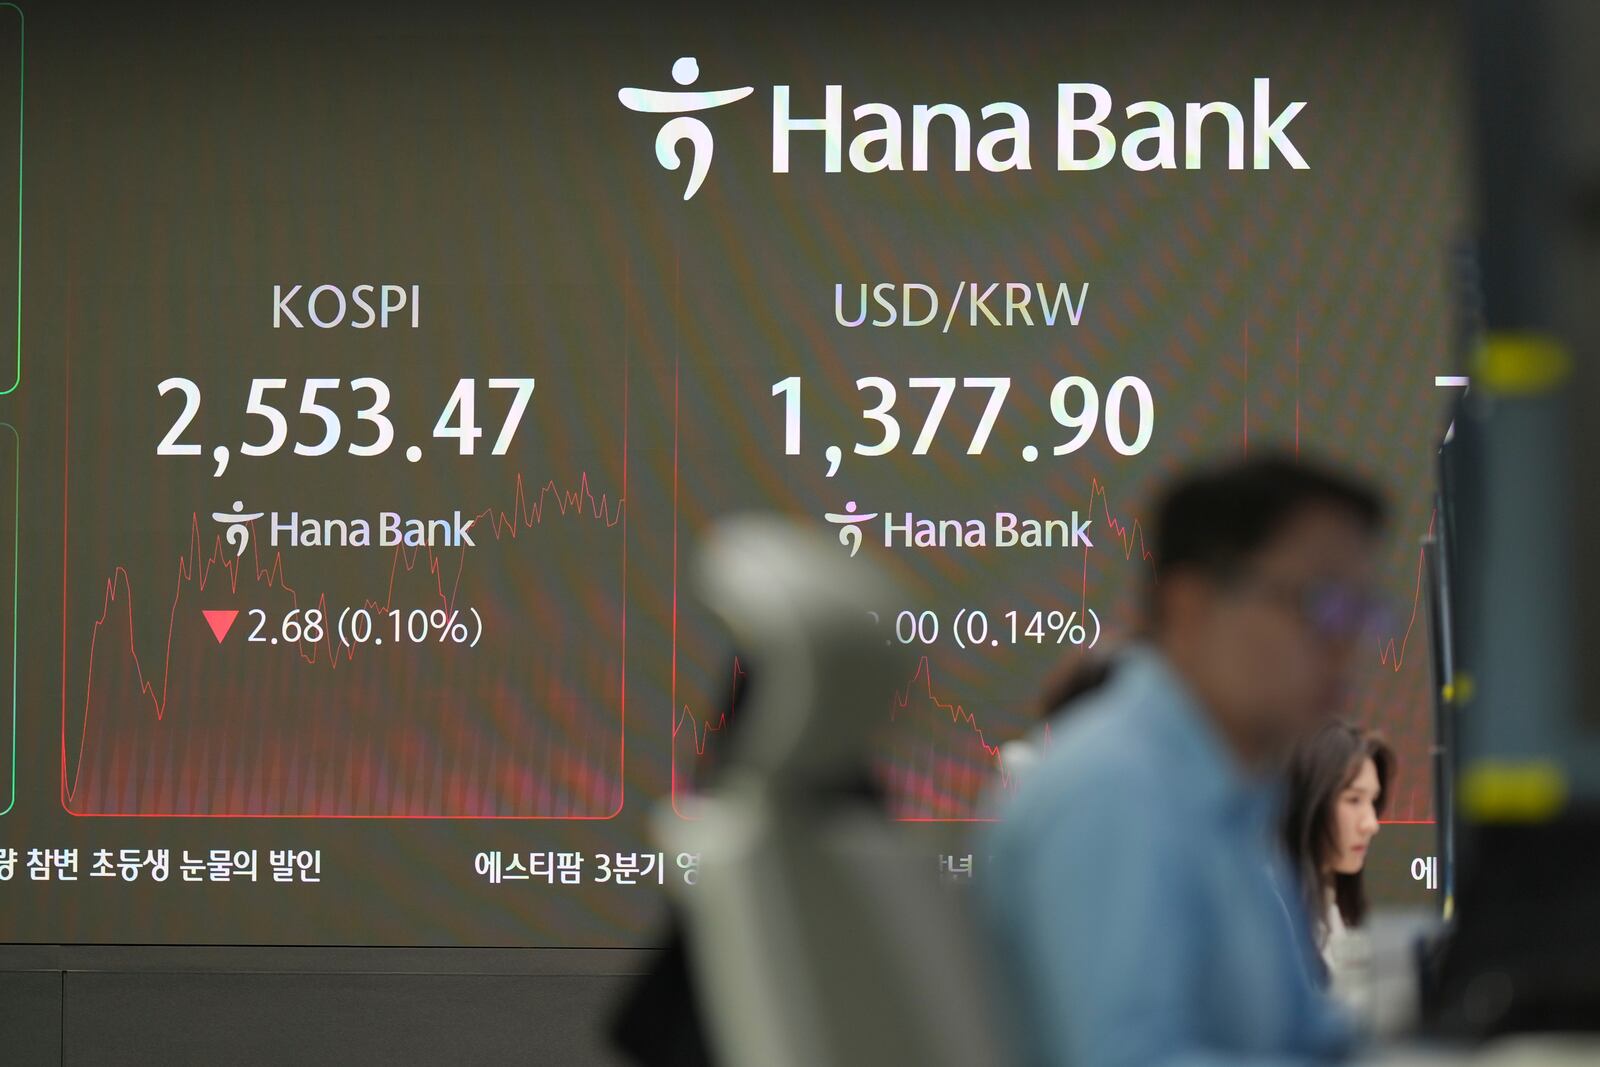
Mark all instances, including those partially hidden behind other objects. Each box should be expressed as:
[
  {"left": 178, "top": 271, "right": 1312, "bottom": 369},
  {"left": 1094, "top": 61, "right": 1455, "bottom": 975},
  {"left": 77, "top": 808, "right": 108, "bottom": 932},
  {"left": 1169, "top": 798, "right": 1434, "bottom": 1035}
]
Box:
[{"left": 981, "top": 453, "right": 1387, "bottom": 1067}]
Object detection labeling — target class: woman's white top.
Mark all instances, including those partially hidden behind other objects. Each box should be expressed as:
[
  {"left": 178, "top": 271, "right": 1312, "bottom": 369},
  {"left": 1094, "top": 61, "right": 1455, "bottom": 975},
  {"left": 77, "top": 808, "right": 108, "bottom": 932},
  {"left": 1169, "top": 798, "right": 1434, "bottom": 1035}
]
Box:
[
  {"left": 1319, "top": 892, "right": 1351, "bottom": 977},
  {"left": 1320, "top": 887, "right": 1385, "bottom": 1031}
]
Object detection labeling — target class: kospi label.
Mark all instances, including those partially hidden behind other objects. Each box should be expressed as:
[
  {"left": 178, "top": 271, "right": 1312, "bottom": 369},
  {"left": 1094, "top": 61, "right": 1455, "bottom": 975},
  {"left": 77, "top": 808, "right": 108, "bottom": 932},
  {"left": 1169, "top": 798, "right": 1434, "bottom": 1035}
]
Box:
[{"left": 272, "top": 284, "right": 421, "bottom": 329}]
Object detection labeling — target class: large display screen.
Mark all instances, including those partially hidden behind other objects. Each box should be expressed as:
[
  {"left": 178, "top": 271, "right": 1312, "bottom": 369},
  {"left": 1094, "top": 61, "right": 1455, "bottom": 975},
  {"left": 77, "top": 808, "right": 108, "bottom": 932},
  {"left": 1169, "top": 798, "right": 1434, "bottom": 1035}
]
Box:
[{"left": 2, "top": 2, "right": 1460, "bottom": 945}]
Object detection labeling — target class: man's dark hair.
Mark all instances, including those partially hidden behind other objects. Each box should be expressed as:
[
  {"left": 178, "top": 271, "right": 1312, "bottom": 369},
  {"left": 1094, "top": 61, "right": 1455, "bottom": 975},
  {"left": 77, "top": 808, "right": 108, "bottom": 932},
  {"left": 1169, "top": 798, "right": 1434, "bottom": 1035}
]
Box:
[{"left": 1150, "top": 452, "right": 1386, "bottom": 604}]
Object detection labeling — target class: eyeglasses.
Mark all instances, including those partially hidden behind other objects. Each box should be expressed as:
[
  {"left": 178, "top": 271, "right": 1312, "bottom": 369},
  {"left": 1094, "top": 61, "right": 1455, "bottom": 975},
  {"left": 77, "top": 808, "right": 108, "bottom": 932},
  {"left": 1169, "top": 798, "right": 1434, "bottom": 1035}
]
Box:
[{"left": 1225, "top": 571, "right": 1392, "bottom": 641}]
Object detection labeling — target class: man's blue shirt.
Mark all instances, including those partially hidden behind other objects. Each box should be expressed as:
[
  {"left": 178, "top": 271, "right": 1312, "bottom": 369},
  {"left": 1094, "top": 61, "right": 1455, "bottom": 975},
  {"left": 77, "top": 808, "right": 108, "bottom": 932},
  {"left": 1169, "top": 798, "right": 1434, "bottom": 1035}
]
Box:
[{"left": 980, "top": 644, "right": 1354, "bottom": 1066}]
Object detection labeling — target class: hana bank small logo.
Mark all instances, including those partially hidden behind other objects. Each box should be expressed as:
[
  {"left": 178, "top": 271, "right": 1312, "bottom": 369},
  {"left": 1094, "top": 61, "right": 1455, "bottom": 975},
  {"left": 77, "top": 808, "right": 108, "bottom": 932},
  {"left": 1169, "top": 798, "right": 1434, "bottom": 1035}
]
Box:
[
  {"left": 618, "top": 57, "right": 752, "bottom": 200},
  {"left": 212, "top": 500, "right": 264, "bottom": 558},
  {"left": 824, "top": 500, "right": 878, "bottom": 558}
]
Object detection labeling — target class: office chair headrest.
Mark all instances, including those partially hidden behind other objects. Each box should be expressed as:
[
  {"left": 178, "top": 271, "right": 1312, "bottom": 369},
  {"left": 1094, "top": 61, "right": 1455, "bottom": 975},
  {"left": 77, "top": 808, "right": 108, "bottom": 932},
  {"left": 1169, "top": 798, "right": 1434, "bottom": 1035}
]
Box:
[{"left": 690, "top": 515, "right": 910, "bottom": 793}]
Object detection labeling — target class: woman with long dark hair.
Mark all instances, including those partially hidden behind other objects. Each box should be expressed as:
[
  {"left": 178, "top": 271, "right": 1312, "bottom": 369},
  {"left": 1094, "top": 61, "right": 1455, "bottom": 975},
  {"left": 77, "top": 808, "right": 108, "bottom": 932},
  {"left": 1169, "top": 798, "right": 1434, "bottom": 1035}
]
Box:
[{"left": 1281, "top": 719, "right": 1395, "bottom": 981}]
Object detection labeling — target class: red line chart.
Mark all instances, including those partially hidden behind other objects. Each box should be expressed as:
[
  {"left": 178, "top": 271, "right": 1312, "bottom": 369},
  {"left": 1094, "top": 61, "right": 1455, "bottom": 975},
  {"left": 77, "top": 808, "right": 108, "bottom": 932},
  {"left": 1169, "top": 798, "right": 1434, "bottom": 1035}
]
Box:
[{"left": 64, "top": 472, "right": 626, "bottom": 819}]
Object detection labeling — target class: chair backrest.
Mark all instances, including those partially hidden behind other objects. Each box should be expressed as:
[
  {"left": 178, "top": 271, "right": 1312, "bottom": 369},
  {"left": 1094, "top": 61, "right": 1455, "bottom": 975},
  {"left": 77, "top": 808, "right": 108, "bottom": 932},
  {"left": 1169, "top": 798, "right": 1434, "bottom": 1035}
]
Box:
[{"left": 658, "top": 516, "right": 1010, "bottom": 1067}]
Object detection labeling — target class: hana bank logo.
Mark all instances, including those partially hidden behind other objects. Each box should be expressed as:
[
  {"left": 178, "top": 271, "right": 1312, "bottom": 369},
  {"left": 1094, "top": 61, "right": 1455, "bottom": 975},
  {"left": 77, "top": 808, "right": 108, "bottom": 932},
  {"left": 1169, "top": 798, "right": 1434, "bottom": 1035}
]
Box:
[
  {"left": 619, "top": 65, "right": 1311, "bottom": 200},
  {"left": 824, "top": 500, "right": 878, "bottom": 558},
  {"left": 618, "top": 57, "right": 753, "bottom": 200}
]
